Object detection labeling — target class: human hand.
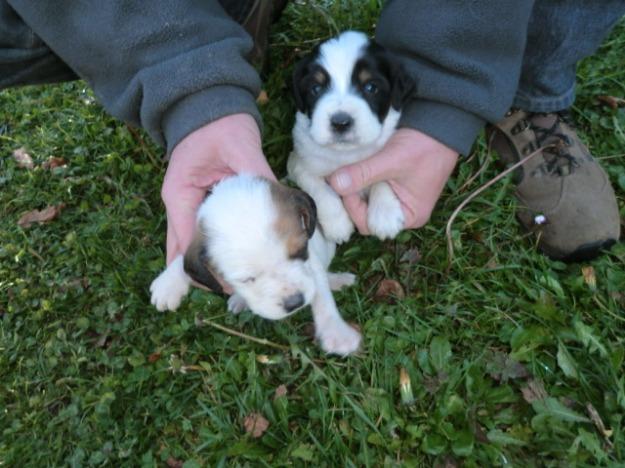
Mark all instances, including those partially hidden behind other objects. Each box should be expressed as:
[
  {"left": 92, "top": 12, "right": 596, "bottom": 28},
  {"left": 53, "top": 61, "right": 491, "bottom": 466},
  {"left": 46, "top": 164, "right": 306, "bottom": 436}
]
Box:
[
  {"left": 161, "top": 113, "right": 276, "bottom": 273},
  {"left": 328, "top": 128, "right": 458, "bottom": 234}
]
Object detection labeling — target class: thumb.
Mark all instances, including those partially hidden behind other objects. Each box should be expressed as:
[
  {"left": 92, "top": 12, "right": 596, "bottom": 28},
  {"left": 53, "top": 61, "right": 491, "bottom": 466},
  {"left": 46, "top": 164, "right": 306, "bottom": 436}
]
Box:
[{"left": 328, "top": 151, "right": 397, "bottom": 195}]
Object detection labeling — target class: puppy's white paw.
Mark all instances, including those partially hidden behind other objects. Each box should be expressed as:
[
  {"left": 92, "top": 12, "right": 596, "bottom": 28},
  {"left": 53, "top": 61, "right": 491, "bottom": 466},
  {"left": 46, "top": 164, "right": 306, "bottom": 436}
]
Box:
[
  {"left": 317, "top": 197, "right": 354, "bottom": 244},
  {"left": 150, "top": 257, "right": 190, "bottom": 312},
  {"left": 367, "top": 183, "right": 404, "bottom": 240},
  {"left": 317, "top": 321, "right": 362, "bottom": 356},
  {"left": 328, "top": 272, "right": 356, "bottom": 291},
  {"left": 227, "top": 294, "right": 248, "bottom": 314}
]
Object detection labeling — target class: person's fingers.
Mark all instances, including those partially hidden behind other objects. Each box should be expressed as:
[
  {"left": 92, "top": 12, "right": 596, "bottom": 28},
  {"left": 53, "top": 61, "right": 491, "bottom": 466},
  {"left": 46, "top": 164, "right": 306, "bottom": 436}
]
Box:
[
  {"left": 328, "top": 150, "right": 400, "bottom": 196},
  {"left": 388, "top": 181, "right": 435, "bottom": 229},
  {"left": 342, "top": 194, "right": 370, "bottom": 234},
  {"left": 400, "top": 200, "right": 431, "bottom": 230}
]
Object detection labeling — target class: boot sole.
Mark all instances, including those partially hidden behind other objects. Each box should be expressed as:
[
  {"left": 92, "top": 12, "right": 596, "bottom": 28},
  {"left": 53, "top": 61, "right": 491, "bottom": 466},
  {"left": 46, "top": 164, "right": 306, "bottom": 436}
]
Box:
[{"left": 541, "top": 238, "right": 617, "bottom": 263}]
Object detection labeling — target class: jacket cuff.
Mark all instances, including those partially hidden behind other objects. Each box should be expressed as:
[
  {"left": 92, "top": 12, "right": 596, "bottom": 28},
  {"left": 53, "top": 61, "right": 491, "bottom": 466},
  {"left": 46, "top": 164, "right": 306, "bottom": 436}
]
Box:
[
  {"left": 398, "top": 99, "right": 485, "bottom": 156},
  {"left": 162, "top": 85, "right": 262, "bottom": 155}
]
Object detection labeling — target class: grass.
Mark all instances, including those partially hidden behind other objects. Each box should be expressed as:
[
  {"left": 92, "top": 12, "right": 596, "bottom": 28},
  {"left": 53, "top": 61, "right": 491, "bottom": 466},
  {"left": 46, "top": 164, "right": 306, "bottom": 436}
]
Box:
[{"left": 1, "top": 1, "right": 624, "bottom": 466}]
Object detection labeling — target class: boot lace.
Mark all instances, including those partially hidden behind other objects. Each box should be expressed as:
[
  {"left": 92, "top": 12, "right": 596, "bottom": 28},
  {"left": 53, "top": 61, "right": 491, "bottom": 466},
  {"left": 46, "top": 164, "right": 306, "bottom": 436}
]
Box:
[
  {"left": 511, "top": 110, "right": 580, "bottom": 176},
  {"left": 517, "top": 111, "right": 579, "bottom": 176}
]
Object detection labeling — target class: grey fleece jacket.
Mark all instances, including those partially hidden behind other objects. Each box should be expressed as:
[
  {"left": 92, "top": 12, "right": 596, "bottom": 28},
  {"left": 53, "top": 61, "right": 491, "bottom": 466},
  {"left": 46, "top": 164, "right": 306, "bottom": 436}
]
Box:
[
  {"left": 4, "top": 0, "right": 261, "bottom": 154},
  {"left": 376, "top": 0, "right": 535, "bottom": 155},
  {"left": 3, "top": 0, "right": 536, "bottom": 156}
]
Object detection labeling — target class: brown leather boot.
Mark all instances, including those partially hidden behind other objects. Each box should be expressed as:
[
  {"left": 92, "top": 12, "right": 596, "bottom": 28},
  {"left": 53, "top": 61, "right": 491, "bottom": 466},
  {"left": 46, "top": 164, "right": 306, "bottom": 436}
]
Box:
[
  {"left": 486, "top": 109, "right": 621, "bottom": 261},
  {"left": 219, "top": 0, "right": 288, "bottom": 69}
]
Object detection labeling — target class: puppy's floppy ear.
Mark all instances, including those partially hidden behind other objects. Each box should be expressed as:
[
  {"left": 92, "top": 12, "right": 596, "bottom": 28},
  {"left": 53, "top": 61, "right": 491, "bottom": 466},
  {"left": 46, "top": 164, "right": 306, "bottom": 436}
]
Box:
[
  {"left": 293, "top": 190, "right": 317, "bottom": 239},
  {"left": 291, "top": 47, "right": 319, "bottom": 113},
  {"left": 183, "top": 228, "right": 224, "bottom": 294},
  {"left": 390, "top": 59, "right": 417, "bottom": 110},
  {"left": 370, "top": 39, "right": 417, "bottom": 110}
]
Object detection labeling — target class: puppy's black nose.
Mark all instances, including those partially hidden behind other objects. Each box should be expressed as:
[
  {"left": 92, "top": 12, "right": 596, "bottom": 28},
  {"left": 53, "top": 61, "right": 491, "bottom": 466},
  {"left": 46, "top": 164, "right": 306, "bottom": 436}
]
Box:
[
  {"left": 283, "top": 292, "right": 305, "bottom": 312},
  {"left": 330, "top": 112, "right": 354, "bottom": 133}
]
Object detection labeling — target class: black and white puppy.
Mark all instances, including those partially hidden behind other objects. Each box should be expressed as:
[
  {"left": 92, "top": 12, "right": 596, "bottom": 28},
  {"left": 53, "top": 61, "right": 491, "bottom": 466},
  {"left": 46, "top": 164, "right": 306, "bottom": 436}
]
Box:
[
  {"left": 149, "top": 175, "right": 361, "bottom": 356},
  {"left": 288, "top": 31, "right": 415, "bottom": 243}
]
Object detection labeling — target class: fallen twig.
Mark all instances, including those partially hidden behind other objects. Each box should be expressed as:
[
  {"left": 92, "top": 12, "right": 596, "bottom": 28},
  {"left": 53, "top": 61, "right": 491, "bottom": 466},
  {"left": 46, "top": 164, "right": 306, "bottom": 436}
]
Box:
[
  {"left": 445, "top": 144, "right": 555, "bottom": 272},
  {"left": 197, "top": 317, "right": 290, "bottom": 351},
  {"left": 458, "top": 149, "right": 492, "bottom": 193}
]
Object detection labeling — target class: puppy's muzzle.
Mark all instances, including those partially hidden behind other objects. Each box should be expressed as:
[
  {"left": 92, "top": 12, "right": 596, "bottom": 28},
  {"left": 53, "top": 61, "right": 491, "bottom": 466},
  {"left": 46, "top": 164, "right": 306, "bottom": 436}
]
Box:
[
  {"left": 330, "top": 111, "right": 354, "bottom": 134},
  {"left": 283, "top": 292, "right": 305, "bottom": 313}
]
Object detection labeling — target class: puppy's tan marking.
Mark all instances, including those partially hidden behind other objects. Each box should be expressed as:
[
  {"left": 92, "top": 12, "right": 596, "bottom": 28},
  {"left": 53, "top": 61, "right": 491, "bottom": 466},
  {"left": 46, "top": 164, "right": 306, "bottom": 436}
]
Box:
[
  {"left": 313, "top": 70, "right": 327, "bottom": 85},
  {"left": 270, "top": 183, "right": 317, "bottom": 260},
  {"left": 357, "top": 68, "right": 373, "bottom": 84}
]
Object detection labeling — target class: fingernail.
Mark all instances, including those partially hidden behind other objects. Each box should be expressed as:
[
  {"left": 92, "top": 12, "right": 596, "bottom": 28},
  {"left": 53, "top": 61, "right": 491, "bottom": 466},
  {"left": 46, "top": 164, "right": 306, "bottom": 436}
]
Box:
[{"left": 334, "top": 172, "right": 351, "bottom": 191}]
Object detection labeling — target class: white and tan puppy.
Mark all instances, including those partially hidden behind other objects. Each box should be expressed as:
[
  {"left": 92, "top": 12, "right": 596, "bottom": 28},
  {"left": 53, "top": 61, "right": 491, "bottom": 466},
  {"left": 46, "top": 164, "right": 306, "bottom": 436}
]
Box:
[
  {"left": 149, "top": 174, "right": 361, "bottom": 356},
  {"left": 288, "top": 31, "right": 415, "bottom": 243}
]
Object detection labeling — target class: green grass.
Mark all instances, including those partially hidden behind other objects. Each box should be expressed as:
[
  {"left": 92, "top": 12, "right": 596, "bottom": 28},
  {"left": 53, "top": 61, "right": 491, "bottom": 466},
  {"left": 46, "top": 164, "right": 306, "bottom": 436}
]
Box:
[{"left": 1, "top": 2, "right": 624, "bottom": 466}]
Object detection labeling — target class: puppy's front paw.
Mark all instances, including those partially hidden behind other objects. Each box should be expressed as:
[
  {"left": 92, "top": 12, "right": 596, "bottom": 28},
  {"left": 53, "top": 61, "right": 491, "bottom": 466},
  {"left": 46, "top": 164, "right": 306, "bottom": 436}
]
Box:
[
  {"left": 317, "top": 321, "right": 362, "bottom": 356},
  {"left": 150, "top": 272, "right": 189, "bottom": 312},
  {"left": 227, "top": 294, "right": 248, "bottom": 314},
  {"left": 149, "top": 257, "right": 190, "bottom": 311},
  {"left": 317, "top": 197, "right": 354, "bottom": 244},
  {"left": 367, "top": 183, "right": 404, "bottom": 240},
  {"left": 328, "top": 272, "right": 356, "bottom": 291}
]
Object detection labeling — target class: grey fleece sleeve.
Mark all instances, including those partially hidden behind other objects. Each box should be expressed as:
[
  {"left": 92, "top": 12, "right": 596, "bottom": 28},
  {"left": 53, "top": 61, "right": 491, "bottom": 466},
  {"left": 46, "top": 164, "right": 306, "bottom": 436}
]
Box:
[
  {"left": 376, "top": 0, "right": 535, "bottom": 155},
  {"left": 7, "top": 0, "right": 261, "bottom": 154}
]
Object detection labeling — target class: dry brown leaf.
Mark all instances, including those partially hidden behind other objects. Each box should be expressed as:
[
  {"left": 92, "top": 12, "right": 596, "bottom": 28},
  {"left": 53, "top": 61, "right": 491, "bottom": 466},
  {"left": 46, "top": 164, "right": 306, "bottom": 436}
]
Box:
[
  {"left": 302, "top": 322, "right": 316, "bottom": 340},
  {"left": 243, "top": 412, "right": 269, "bottom": 438},
  {"left": 148, "top": 352, "right": 161, "bottom": 363},
  {"left": 42, "top": 156, "right": 67, "bottom": 170},
  {"left": 581, "top": 265, "right": 597, "bottom": 290},
  {"left": 166, "top": 457, "right": 183, "bottom": 468},
  {"left": 12, "top": 147, "right": 34, "bottom": 169},
  {"left": 470, "top": 231, "right": 484, "bottom": 243},
  {"left": 400, "top": 248, "right": 421, "bottom": 265},
  {"left": 438, "top": 455, "right": 460, "bottom": 468},
  {"left": 274, "top": 384, "right": 288, "bottom": 399},
  {"left": 256, "top": 89, "right": 269, "bottom": 105},
  {"left": 597, "top": 95, "right": 625, "bottom": 110},
  {"left": 17, "top": 204, "right": 65, "bottom": 228},
  {"left": 521, "top": 378, "right": 548, "bottom": 403},
  {"left": 375, "top": 279, "right": 405, "bottom": 302}
]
